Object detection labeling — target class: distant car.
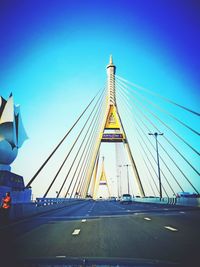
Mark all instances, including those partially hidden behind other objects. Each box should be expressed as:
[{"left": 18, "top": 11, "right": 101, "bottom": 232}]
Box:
[
  {"left": 86, "top": 194, "right": 92, "bottom": 199},
  {"left": 110, "top": 197, "right": 117, "bottom": 201},
  {"left": 120, "top": 194, "right": 132, "bottom": 204}
]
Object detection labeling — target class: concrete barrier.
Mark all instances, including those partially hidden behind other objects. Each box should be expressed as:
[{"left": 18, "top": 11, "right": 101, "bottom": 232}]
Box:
[
  {"left": 9, "top": 198, "right": 86, "bottom": 221},
  {"left": 176, "top": 197, "right": 200, "bottom": 207},
  {"left": 133, "top": 197, "right": 200, "bottom": 207},
  {"left": 133, "top": 197, "right": 167, "bottom": 204}
]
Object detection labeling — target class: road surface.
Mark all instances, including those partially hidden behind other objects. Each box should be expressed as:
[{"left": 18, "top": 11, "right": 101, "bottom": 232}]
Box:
[{"left": 0, "top": 200, "right": 199, "bottom": 266}]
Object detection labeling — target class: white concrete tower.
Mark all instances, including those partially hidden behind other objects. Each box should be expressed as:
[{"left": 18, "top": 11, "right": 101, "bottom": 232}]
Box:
[{"left": 106, "top": 55, "right": 116, "bottom": 106}]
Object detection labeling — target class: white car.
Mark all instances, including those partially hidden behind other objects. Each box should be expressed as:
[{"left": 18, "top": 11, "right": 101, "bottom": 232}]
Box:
[{"left": 120, "top": 194, "right": 132, "bottom": 204}]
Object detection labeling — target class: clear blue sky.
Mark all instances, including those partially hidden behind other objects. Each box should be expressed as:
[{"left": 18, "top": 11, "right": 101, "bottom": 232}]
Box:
[{"left": 0, "top": 0, "right": 199, "bottom": 197}]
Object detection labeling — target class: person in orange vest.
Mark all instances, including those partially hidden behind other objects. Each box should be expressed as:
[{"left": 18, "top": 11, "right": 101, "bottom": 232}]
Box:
[{"left": 1, "top": 192, "right": 12, "bottom": 223}]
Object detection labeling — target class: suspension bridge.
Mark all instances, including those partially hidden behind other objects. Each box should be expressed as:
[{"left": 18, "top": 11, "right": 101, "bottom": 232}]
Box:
[{"left": 0, "top": 56, "right": 199, "bottom": 266}]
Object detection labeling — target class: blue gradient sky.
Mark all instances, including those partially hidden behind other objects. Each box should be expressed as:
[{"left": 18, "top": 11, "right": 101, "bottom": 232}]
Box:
[{"left": 0, "top": 0, "right": 199, "bottom": 197}]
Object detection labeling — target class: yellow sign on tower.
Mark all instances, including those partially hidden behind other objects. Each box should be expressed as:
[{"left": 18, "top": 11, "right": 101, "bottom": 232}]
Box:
[{"left": 105, "top": 105, "right": 120, "bottom": 129}]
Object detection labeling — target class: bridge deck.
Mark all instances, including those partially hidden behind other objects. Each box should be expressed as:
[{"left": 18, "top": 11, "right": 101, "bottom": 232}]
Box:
[{"left": 0, "top": 200, "right": 199, "bottom": 266}]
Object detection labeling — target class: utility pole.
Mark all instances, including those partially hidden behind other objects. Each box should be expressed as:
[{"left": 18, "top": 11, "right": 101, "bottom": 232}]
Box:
[
  {"left": 148, "top": 132, "right": 163, "bottom": 200},
  {"left": 124, "top": 164, "right": 131, "bottom": 194}
]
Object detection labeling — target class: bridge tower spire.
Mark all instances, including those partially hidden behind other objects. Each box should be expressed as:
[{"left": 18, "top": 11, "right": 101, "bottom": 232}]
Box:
[
  {"left": 93, "top": 156, "right": 111, "bottom": 198},
  {"left": 107, "top": 54, "right": 116, "bottom": 106},
  {"left": 82, "top": 56, "right": 145, "bottom": 198}
]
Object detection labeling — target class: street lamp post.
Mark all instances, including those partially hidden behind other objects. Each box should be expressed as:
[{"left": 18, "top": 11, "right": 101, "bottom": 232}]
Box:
[
  {"left": 124, "top": 164, "right": 131, "bottom": 194},
  {"left": 148, "top": 132, "right": 163, "bottom": 200},
  {"left": 117, "top": 175, "right": 120, "bottom": 198},
  {"left": 118, "top": 165, "right": 122, "bottom": 197}
]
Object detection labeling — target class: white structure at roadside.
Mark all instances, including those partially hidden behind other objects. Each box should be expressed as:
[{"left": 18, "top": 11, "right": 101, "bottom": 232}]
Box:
[{"left": 0, "top": 94, "right": 28, "bottom": 171}]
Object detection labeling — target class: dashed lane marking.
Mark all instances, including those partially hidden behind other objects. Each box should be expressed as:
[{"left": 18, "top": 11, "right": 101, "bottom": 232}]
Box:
[
  {"left": 144, "top": 217, "right": 151, "bottom": 221},
  {"left": 179, "top": 211, "right": 185, "bottom": 214},
  {"left": 164, "top": 226, "right": 178, "bottom": 232},
  {"left": 56, "top": 256, "right": 66, "bottom": 258},
  {"left": 72, "top": 229, "right": 81, "bottom": 235}
]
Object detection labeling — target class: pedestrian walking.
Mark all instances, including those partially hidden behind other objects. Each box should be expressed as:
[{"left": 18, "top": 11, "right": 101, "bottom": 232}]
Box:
[{"left": 1, "top": 192, "right": 12, "bottom": 224}]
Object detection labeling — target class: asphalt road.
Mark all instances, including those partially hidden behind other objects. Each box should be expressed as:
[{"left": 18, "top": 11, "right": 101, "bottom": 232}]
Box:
[{"left": 0, "top": 200, "right": 200, "bottom": 266}]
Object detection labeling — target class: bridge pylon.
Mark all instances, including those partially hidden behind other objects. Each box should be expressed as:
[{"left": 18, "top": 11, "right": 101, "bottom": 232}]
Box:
[
  {"left": 93, "top": 156, "right": 111, "bottom": 199},
  {"left": 82, "top": 56, "right": 145, "bottom": 198}
]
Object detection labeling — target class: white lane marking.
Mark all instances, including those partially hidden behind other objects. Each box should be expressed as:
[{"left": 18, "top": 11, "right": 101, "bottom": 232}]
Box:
[
  {"left": 179, "top": 211, "right": 185, "bottom": 214},
  {"left": 164, "top": 226, "right": 178, "bottom": 232},
  {"left": 56, "top": 256, "right": 66, "bottom": 258},
  {"left": 144, "top": 217, "right": 151, "bottom": 221},
  {"left": 72, "top": 229, "right": 81, "bottom": 235},
  {"left": 82, "top": 219, "right": 86, "bottom": 222},
  {"left": 164, "top": 208, "right": 169, "bottom": 210},
  {"left": 127, "top": 210, "right": 131, "bottom": 212}
]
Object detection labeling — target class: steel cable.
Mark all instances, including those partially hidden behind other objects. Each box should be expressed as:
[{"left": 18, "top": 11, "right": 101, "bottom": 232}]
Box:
[
  {"left": 56, "top": 89, "right": 105, "bottom": 197},
  {"left": 117, "top": 91, "right": 173, "bottom": 196},
  {"left": 25, "top": 89, "right": 102, "bottom": 189},
  {"left": 116, "top": 75, "right": 200, "bottom": 117},
  {"left": 117, "top": 84, "right": 199, "bottom": 194},
  {"left": 117, "top": 81, "right": 200, "bottom": 176},
  {"left": 65, "top": 90, "right": 106, "bottom": 197},
  {"left": 116, "top": 77, "right": 199, "bottom": 136}
]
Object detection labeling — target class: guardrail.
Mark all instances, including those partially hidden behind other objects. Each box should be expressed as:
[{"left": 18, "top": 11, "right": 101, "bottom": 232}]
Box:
[
  {"left": 133, "top": 197, "right": 200, "bottom": 207},
  {"left": 35, "top": 197, "right": 78, "bottom": 206},
  {"left": 9, "top": 198, "right": 85, "bottom": 221}
]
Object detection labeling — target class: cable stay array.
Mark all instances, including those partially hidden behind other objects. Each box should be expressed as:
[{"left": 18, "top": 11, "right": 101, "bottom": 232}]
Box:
[
  {"left": 116, "top": 82, "right": 200, "bottom": 175},
  {"left": 117, "top": 92, "right": 181, "bottom": 196},
  {"left": 26, "top": 88, "right": 107, "bottom": 198},
  {"left": 116, "top": 79, "right": 199, "bottom": 157},
  {"left": 63, "top": 90, "right": 106, "bottom": 198},
  {"left": 116, "top": 75, "right": 200, "bottom": 117},
  {"left": 117, "top": 96, "right": 171, "bottom": 196},
  {"left": 115, "top": 75, "right": 199, "bottom": 196}
]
